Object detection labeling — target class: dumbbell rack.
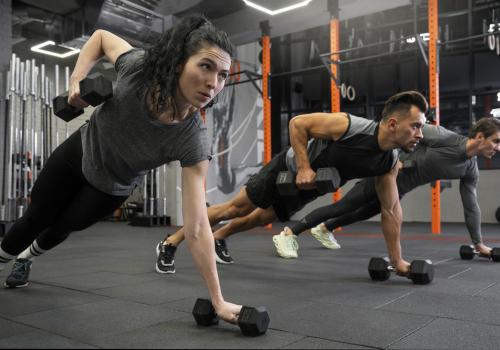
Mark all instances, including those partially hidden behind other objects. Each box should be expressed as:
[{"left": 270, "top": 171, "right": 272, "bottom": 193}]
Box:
[{"left": 128, "top": 167, "right": 170, "bottom": 227}]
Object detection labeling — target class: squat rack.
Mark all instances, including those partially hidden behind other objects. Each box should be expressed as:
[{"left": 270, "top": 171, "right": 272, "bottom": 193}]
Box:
[
  {"left": 320, "top": 0, "right": 500, "bottom": 234},
  {"left": 228, "top": 0, "right": 499, "bottom": 233}
]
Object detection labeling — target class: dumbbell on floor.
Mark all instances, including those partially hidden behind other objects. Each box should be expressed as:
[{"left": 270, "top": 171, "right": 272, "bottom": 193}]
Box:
[
  {"left": 459, "top": 245, "right": 500, "bottom": 262},
  {"left": 192, "top": 298, "right": 270, "bottom": 336},
  {"left": 368, "top": 257, "right": 434, "bottom": 284},
  {"left": 276, "top": 167, "right": 340, "bottom": 196},
  {"left": 53, "top": 73, "right": 113, "bottom": 122}
]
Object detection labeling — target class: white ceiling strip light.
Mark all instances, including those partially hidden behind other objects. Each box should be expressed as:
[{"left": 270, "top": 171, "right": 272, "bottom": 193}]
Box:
[
  {"left": 31, "top": 41, "right": 80, "bottom": 58},
  {"left": 243, "top": 0, "right": 312, "bottom": 15}
]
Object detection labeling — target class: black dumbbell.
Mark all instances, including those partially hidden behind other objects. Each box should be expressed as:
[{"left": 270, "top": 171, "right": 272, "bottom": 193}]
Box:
[
  {"left": 53, "top": 73, "right": 113, "bottom": 122},
  {"left": 431, "top": 180, "right": 453, "bottom": 193},
  {"left": 368, "top": 257, "right": 434, "bottom": 285},
  {"left": 276, "top": 167, "right": 340, "bottom": 196},
  {"left": 459, "top": 245, "right": 500, "bottom": 262},
  {"left": 192, "top": 298, "right": 270, "bottom": 336}
]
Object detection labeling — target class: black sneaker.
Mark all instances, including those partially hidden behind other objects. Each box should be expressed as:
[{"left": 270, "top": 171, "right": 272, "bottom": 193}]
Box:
[
  {"left": 214, "top": 239, "right": 234, "bottom": 264},
  {"left": 5, "top": 258, "right": 32, "bottom": 288},
  {"left": 156, "top": 242, "right": 176, "bottom": 274}
]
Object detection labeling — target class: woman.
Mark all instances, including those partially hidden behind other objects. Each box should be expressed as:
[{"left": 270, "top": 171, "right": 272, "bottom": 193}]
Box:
[{"left": 0, "top": 15, "right": 241, "bottom": 323}]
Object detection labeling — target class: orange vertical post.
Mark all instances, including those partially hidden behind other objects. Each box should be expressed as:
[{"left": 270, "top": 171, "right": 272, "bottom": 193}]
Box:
[
  {"left": 261, "top": 21, "right": 272, "bottom": 229},
  {"left": 330, "top": 15, "right": 342, "bottom": 229},
  {"left": 261, "top": 25, "right": 272, "bottom": 166},
  {"left": 330, "top": 18, "right": 341, "bottom": 114},
  {"left": 428, "top": 0, "right": 441, "bottom": 234}
]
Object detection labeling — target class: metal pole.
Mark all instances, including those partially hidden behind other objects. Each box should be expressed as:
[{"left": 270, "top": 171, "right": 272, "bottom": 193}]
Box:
[
  {"left": 65, "top": 66, "right": 70, "bottom": 139},
  {"left": 142, "top": 173, "right": 148, "bottom": 216},
  {"left": 149, "top": 169, "right": 154, "bottom": 217},
  {"left": 40, "top": 65, "right": 46, "bottom": 169},
  {"left": 162, "top": 164, "right": 167, "bottom": 217},
  {"left": 2, "top": 54, "right": 16, "bottom": 220},
  {"left": 428, "top": 0, "right": 441, "bottom": 234},
  {"left": 54, "top": 65, "right": 60, "bottom": 147},
  {"left": 329, "top": 0, "right": 342, "bottom": 227},
  {"left": 31, "top": 61, "right": 38, "bottom": 188}
]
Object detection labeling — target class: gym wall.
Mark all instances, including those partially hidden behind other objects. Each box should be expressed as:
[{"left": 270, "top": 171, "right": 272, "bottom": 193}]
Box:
[{"left": 165, "top": 42, "right": 263, "bottom": 225}]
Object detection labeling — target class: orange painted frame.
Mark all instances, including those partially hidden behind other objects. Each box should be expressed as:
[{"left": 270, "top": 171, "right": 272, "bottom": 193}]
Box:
[
  {"left": 262, "top": 35, "right": 272, "bottom": 166},
  {"left": 428, "top": 0, "right": 441, "bottom": 234},
  {"left": 330, "top": 18, "right": 343, "bottom": 229}
]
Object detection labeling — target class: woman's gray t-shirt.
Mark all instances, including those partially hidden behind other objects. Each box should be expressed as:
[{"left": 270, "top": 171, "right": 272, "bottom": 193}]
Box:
[{"left": 80, "top": 49, "right": 210, "bottom": 196}]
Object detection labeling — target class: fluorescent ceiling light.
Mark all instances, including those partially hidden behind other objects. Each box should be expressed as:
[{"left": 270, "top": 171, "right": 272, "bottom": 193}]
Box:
[
  {"left": 243, "top": 0, "right": 312, "bottom": 15},
  {"left": 491, "top": 108, "right": 500, "bottom": 118},
  {"left": 31, "top": 41, "right": 80, "bottom": 58}
]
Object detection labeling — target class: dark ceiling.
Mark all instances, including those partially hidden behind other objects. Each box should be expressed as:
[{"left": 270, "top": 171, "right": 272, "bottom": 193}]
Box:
[
  {"left": 11, "top": 0, "right": 248, "bottom": 48},
  {"left": 10, "top": 0, "right": 419, "bottom": 63}
]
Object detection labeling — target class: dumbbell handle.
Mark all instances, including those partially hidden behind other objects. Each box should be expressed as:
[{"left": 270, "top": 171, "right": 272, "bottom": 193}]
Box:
[
  {"left": 385, "top": 265, "right": 410, "bottom": 277},
  {"left": 384, "top": 264, "right": 412, "bottom": 279}
]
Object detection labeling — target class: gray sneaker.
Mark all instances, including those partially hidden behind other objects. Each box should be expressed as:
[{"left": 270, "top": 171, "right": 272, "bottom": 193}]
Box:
[
  {"left": 215, "top": 239, "right": 234, "bottom": 264},
  {"left": 310, "top": 225, "right": 341, "bottom": 250},
  {"left": 272, "top": 229, "right": 299, "bottom": 258},
  {"left": 5, "top": 259, "right": 32, "bottom": 288},
  {"left": 156, "top": 242, "right": 176, "bottom": 274}
]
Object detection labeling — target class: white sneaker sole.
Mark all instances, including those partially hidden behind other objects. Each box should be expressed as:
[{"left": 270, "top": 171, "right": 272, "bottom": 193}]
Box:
[
  {"left": 156, "top": 244, "right": 161, "bottom": 257},
  {"left": 155, "top": 265, "right": 175, "bottom": 274},
  {"left": 215, "top": 254, "right": 234, "bottom": 264},
  {"left": 4, "top": 281, "right": 29, "bottom": 288}
]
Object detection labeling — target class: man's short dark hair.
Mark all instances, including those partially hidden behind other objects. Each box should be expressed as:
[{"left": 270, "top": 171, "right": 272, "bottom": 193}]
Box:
[
  {"left": 381, "top": 91, "right": 429, "bottom": 121},
  {"left": 468, "top": 117, "right": 500, "bottom": 138}
]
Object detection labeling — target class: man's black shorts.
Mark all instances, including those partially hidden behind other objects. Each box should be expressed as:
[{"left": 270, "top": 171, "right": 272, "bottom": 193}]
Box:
[{"left": 245, "top": 150, "right": 321, "bottom": 222}]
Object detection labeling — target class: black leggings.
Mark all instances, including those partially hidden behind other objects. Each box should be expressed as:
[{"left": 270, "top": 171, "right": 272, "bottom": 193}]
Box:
[
  {"left": 323, "top": 199, "right": 382, "bottom": 231},
  {"left": 1, "top": 130, "right": 128, "bottom": 255},
  {"left": 290, "top": 178, "right": 382, "bottom": 235}
]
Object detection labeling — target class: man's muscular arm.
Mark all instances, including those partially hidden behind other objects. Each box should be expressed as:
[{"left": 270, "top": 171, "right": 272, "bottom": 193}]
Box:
[
  {"left": 375, "top": 163, "right": 410, "bottom": 274},
  {"left": 288, "top": 112, "right": 348, "bottom": 190}
]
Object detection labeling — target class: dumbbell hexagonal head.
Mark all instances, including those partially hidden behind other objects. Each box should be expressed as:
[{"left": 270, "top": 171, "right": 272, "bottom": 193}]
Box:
[
  {"left": 192, "top": 298, "right": 219, "bottom": 326},
  {"left": 238, "top": 306, "right": 270, "bottom": 336},
  {"left": 491, "top": 248, "right": 500, "bottom": 262},
  {"left": 53, "top": 92, "right": 84, "bottom": 122},
  {"left": 315, "top": 167, "right": 340, "bottom": 194},
  {"left": 276, "top": 171, "right": 298, "bottom": 196},
  {"left": 409, "top": 260, "right": 434, "bottom": 285},
  {"left": 79, "top": 73, "right": 113, "bottom": 107},
  {"left": 459, "top": 245, "right": 475, "bottom": 260},
  {"left": 368, "top": 257, "right": 391, "bottom": 281}
]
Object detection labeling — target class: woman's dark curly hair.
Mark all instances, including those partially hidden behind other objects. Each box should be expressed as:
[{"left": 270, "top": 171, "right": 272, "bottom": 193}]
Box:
[{"left": 142, "top": 14, "right": 234, "bottom": 116}]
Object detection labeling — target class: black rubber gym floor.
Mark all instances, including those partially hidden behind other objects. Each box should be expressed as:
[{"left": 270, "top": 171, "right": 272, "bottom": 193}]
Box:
[{"left": 0, "top": 221, "right": 499, "bottom": 349}]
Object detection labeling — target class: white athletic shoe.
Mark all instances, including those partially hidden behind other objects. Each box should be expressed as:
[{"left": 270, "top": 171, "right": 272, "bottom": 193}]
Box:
[
  {"left": 310, "top": 225, "right": 341, "bottom": 250},
  {"left": 272, "top": 229, "right": 299, "bottom": 258}
]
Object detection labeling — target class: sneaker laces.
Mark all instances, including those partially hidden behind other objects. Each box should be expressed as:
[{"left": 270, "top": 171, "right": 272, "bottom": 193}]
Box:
[
  {"left": 160, "top": 245, "right": 176, "bottom": 261},
  {"left": 316, "top": 226, "right": 336, "bottom": 242},
  {"left": 216, "top": 239, "right": 228, "bottom": 254},
  {"left": 285, "top": 235, "right": 298, "bottom": 251},
  {"left": 11, "top": 260, "right": 30, "bottom": 279},
  {"left": 326, "top": 232, "right": 338, "bottom": 243}
]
